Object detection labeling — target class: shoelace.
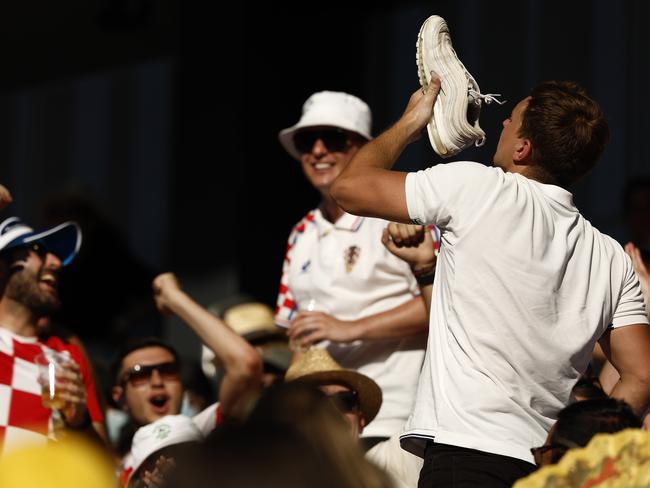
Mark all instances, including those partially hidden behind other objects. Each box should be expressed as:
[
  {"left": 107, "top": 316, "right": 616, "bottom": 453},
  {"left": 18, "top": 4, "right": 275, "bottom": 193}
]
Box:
[
  {"left": 467, "top": 90, "right": 505, "bottom": 147},
  {"left": 468, "top": 89, "right": 506, "bottom": 106}
]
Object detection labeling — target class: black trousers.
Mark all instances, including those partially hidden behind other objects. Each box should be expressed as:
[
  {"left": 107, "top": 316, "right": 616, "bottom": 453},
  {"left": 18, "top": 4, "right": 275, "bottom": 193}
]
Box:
[{"left": 418, "top": 442, "right": 536, "bottom": 488}]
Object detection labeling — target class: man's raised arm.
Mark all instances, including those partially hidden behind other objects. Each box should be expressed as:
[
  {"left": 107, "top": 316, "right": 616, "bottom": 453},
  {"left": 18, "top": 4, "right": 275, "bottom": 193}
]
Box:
[
  {"left": 330, "top": 74, "right": 441, "bottom": 223},
  {"left": 152, "top": 273, "right": 262, "bottom": 418}
]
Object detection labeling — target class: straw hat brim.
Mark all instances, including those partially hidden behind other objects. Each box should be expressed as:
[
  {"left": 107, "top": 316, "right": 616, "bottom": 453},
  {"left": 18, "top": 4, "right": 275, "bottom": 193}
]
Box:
[{"left": 290, "top": 369, "right": 382, "bottom": 424}]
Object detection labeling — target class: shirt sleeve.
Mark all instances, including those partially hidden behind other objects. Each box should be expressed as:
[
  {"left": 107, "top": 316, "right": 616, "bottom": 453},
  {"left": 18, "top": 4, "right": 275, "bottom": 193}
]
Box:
[
  {"left": 192, "top": 402, "right": 221, "bottom": 436},
  {"left": 405, "top": 161, "right": 499, "bottom": 232},
  {"left": 274, "top": 228, "right": 299, "bottom": 328},
  {"left": 612, "top": 254, "right": 650, "bottom": 328}
]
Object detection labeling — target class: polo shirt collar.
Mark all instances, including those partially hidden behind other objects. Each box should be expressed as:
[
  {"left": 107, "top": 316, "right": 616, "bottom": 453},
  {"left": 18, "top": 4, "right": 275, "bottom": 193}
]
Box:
[{"left": 313, "top": 208, "right": 364, "bottom": 233}]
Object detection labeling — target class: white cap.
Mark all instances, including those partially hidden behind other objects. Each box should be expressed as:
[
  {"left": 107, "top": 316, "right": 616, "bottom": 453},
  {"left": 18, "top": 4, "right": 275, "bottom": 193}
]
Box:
[
  {"left": 278, "top": 91, "right": 372, "bottom": 160},
  {"left": 129, "top": 415, "right": 202, "bottom": 481}
]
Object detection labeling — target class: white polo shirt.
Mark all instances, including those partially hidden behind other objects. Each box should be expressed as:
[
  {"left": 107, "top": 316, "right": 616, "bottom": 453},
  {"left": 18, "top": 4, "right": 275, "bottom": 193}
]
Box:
[
  {"left": 276, "top": 209, "right": 434, "bottom": 438},
  {"left": 401, "top": 161, "right": 649, "bottom": 463}
]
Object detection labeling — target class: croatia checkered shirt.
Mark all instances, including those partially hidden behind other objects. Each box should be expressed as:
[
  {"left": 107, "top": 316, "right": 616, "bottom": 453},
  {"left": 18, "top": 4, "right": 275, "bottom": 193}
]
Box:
[{"left": 0, "top": 327, "right": 104, "bottom": 456}]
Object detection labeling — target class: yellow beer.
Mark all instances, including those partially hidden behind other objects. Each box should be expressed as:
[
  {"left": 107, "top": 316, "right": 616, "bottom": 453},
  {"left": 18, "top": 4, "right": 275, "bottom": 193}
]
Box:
[{"left": 41, "top": 389, "right": 66, "bottom": 410}]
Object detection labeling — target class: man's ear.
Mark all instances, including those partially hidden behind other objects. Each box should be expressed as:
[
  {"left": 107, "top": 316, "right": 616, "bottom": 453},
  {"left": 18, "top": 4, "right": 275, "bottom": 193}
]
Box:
[
  {"left": 111, "top": 385, "right": 128, "bottom": 411},
  {"left": 513, "top": 138, "right": 533, "bottom": 165}
]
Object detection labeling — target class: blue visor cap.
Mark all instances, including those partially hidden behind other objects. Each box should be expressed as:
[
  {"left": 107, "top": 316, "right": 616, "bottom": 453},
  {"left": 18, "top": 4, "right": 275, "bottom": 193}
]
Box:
[{"left": 0, "top": 217, "right": 82, "bottom": 267}]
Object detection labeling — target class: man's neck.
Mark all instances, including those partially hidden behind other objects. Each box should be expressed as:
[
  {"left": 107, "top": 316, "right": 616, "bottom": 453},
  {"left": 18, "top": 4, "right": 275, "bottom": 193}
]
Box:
[
  {"left": 319, "top": 193, "right": 345, "bottom": 223},
  {"left": 0, "top": 299, "right": 39, "bottom": 337}
]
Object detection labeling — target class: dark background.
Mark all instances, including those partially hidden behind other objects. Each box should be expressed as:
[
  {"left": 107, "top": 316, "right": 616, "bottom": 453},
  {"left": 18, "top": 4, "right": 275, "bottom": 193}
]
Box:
[{"left": 0, "top": 0, "right": 649, "bottom": 360}]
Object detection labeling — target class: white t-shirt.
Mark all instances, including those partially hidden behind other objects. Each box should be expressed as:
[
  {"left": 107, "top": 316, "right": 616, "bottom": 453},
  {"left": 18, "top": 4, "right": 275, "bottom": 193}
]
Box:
[
  {"left": 276, "top": 209, "right": 433, "bottom": 437},
  {"left": 401, "top": 162, "right": 649, "bottom": 464},
  {"left": 119, "top": 403, "right": 221, "bottom": 485},
  {"left": 366, "top": 433, "right": 422, "bottom": 488}
]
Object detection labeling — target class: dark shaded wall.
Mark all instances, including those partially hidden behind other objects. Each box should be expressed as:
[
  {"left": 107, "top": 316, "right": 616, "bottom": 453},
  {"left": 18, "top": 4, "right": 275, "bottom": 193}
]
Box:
[
  {"left": 0, "top": 0, "right": 648, "bottom": 350},
  {"left": 240, "top": 0, "right": 650, "bottom": 306}
]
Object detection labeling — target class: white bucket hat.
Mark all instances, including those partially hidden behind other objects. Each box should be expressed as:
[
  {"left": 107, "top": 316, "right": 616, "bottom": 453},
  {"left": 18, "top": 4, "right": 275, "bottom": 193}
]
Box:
[
  {"left": 278, "top": 91, "right": 372, "bottom": 160},
  {"left": 128, "top": 415, "right": 203, "bottom": 481}
]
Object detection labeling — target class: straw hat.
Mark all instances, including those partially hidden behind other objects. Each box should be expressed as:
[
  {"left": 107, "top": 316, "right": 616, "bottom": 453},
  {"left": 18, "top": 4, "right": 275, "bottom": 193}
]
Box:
[
  {"left": 513, "top": 428, "right": 650, "bottom": 488},
  {"left": 222, "top": 302, "right": 282, "bottom": 342},
  {"left": 285, "top": 348, "right": 382, "bottom": 424},
  {"left": 202, "top": 301, "right": 290, "bottom": 379}
]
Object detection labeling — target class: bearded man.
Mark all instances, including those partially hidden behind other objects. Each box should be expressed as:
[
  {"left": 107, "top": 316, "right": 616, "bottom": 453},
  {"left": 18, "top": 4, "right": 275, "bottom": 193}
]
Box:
[{"left": 0, "top": 217, "right": 104, "bottom": 455}]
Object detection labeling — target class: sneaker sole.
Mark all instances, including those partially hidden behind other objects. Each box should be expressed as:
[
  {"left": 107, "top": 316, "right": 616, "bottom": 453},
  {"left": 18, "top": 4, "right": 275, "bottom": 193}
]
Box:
[{"left": 416, "top": 15, "right": 485, "bottom": 157}]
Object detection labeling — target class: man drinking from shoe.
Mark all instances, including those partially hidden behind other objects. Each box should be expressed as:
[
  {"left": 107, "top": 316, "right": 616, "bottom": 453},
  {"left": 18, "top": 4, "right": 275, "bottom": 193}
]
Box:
[{"left": 330, "top": 75, "right": 650, "bottom": 487}]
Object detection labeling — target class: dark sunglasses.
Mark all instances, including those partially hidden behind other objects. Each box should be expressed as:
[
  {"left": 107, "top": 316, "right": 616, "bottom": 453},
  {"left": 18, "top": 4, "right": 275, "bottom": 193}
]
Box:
[
  {"left": 121, "top": 361, "right": 181, "bottom": 387},
  {"left": 0, "top": 241, "right": 49, "bottom": 267},
  {"left": 24, "top": 241, "right": 48, "bottom": 257},
  {"left": 328, "top": 390, "right": 360, "bottom": 413},
  {"left": 293, "top": 129, "right": 350, "bottom": 154},
  {"left": 529, "top": 443, "right": 569, "bottom": 466},
  {"left": 3, "top": 241, "right": 48, "bottom": 258}
]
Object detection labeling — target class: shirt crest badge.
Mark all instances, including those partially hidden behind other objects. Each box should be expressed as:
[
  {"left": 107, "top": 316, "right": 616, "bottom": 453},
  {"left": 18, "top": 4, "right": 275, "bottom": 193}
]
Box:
[{"left": 344, "top": 246, "right": 360, "bottom": 273}]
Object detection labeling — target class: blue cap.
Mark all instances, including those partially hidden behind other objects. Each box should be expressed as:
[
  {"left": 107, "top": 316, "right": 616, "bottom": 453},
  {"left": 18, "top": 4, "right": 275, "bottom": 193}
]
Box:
[{"left": 0, "top": 217, "right": 82, "bottom": 266}]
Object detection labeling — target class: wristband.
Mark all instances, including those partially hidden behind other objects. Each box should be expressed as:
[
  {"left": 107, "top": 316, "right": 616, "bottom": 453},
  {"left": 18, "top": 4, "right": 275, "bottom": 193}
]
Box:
[{"left": 414, "top": 267, "right": 436, "bottom": 286}]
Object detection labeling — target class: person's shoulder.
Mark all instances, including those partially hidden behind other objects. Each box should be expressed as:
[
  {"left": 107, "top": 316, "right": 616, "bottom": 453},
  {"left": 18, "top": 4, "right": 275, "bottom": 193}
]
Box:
[
  {"left": 43, "top": 335, "right": 87, "bottom": 364},
  {"left": 43, "top": 334, "right": 68, "bottom": 350},
  {"left": 597, "top": 230, "right": 629, "bottom": 258},
  {"left": 446, "top": 160, "right": 490, "bottom": 170},
  {"left": 420, "top": 160, "right": 500, "bottom": 179},
  {"left": 288, "top": 209, "right": 318, "bottom": 237},
  {"left": 433, "top": 161, "right": 505, "bottom": 188},
  {"left": 192, "top": 401, "right": 221, "bottom": 436}
]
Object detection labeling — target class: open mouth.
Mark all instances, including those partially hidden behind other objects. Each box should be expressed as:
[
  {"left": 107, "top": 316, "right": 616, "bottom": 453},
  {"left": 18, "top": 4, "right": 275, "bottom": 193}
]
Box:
[
  {"left": 149, "top": 394, "right": 170, "bottom": 413},
  {"left": 39, "top": 274, "right": 58, "bottom": 291}
]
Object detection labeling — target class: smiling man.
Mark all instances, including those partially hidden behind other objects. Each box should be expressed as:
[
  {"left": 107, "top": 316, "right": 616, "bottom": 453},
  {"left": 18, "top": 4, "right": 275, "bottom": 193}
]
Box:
[
  {"left": 0, "top": 216, "right": 104, "bottom": 455},
  {"left": 275, "top": 93, "right": 434, "bottom": 467}
]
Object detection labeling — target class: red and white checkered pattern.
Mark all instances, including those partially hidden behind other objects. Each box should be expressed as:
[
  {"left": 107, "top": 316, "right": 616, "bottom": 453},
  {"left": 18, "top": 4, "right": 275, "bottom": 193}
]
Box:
[{"left": 0, "top": 328, "right": 103, "bottom": 456}]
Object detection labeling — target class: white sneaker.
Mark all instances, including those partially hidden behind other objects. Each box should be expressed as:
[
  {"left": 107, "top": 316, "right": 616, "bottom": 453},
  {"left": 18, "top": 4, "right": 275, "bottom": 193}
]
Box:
[{"left": 416, "top": 15, "right": 503, "bottom": 158}]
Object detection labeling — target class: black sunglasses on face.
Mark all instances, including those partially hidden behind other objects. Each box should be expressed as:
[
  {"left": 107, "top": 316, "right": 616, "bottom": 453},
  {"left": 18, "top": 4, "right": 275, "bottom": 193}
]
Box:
[
  {"left": 328, "top": 390, "right": 360, "bottom": 413},
  {"left": 121, "top": 361, "right": 181, "bottom": 387},
  {"left": 6, "top": 241, "right": 48, "bottom": 258},
  {"left": 293, "top": 129, "right": 350, "bottom": 154},
  {"left": 0, "top": 241, "right": 49, "bottom": 268},
  {"left": 529, "top": 444, "right": 569, "bottom": 466},
  {"left": 25, "top": 241, "right": 48, "bottom": 257}
]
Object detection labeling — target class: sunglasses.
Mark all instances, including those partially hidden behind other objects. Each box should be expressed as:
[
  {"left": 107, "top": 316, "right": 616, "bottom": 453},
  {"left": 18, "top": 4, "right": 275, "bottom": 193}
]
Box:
[
  {"left": 293, "top": 129, "right": 350, "bottom": 154},
  {"left": 529, "top": 443, "right": 569, "bottom": 466},
  {"left": 2, "top": 241, "right": 48, "bottom": 258},
  {"left": 121, "top": 361, "right": 181, "bottom": 387},
  {"left": 328, "top": 390, "right": 360, "bottom": 413},
  {"left": 25, "top": 241, "right": 48, "bottom": 257}
]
